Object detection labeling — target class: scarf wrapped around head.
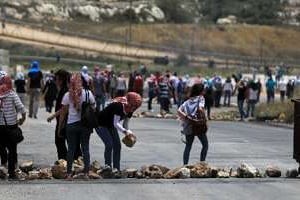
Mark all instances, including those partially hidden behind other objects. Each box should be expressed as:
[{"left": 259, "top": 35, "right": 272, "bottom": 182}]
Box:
[
  {"left": 29, "top": 61, "right": 41, "bottom": 74},
  {"left": 69, "top": 73, "right": 83, "bottom": 111},
  {"left": 0, "top": 75, "right": 13, "bottom": 97},
  {"left": 113, "top": 92, "right": 142, "bottom": 113}
]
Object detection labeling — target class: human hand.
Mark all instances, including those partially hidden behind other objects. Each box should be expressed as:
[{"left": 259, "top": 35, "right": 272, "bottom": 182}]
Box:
[
  {"left": 47, "top": 115, "right": 54, "bottom": 123},
  {"left": 18, "top": 117, "right": 25, "bottom": 125}
]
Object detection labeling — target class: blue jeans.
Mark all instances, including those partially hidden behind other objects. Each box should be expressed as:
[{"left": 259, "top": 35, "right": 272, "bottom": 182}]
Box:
[
  {"left": 223, "top": 90, "right": 231, "bottom": 106},
  {"left": 96, "top": 127, "right": 121, "bottom": 170},
  {"left": 183, "top": 134, "right": 208, "bottom": 165},
  {"left": 238, "top": 99, "right": 245, "bottom": 119},
  {"left": 66, "top": 122, "right": 91, "bottom": 174}
]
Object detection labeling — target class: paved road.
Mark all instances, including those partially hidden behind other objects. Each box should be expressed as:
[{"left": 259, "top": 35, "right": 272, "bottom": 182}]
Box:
[{"left": 0, "top": 109, "right": 298, "bottom": 200}]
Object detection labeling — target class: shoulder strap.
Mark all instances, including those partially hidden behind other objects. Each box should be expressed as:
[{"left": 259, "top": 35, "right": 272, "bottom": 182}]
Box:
[{"left": 85, "top": 89, "right": 90, "bottom": 104}]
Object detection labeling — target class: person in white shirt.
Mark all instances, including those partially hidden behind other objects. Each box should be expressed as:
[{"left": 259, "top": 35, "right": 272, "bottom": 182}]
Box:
[
  {"left": 223, "top": 77, "right": 233, "bottom": 107},
  {"left": 58, "top": 73, "right": 95, "bottom": 180},
  {"left": 246, "top": 81, "right": 259, "bottom": 118},
  {"left": 278, "top": 78, "right": 286, "bottom": 102}
]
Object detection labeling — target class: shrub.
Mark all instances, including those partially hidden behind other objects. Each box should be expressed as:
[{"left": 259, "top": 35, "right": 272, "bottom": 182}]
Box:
[
  {"left": 175, "top": 54, "right": 189, "bottom": 67},
  {"left": 255, "top": 101, "right": 294, "bottom": 123}
]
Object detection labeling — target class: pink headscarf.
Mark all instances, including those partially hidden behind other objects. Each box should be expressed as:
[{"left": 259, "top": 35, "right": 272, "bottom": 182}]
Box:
[
  {"left": 0, "top": 76, "right": 13, "bottom": 97},
  {"left": 113, "top": 92, "right": 142, "bottom": 113},
  {"left": 69, "top": 73, "right": 82, "bottom": 111}
]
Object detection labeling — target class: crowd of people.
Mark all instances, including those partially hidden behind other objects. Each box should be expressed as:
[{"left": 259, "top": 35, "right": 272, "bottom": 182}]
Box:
[{"left": 0, "top": 60, "right": 299, "bottom": 180}]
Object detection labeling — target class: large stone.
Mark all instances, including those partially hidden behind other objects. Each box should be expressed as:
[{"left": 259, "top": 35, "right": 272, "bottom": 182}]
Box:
[
  {"left": 122, "top": 134, "right": 137, "bottom": 148},
  {"left": 74, "top": 5, "right": 101, "bottom": 22},
  {"left": 4, "top": 7, "right": 24, "bottom": 19},
  {"left": 187, "top": 162, "right": 217, "bottom": 178},
  {"left": 217, "top": 168, "right": 231, "bottom": 178},
  {"left": 20, "top": 160, "right": 34, "bottom": 173},
  {"left": 98, "top": 167, "right": 114, "bottom": 179},
  {"left": 164, "top": 167, "right": 190, "bottom": 179},
  {"left": 54, "top": 159, "right": 67, "bottom": 168},
  {"left": 74, "top": 157, "right": 84, "bottom": 167},
  {"left": 89, "top": 171, "right": 101, "bottom": 179},
  {"left": 0, "top": 167, "right": 8, "bottom": 179},
  {"left": 286, "top": 169, "right": 299, "bottom": 178},
  {"left": 15, "top": 169, "right": 27, "bottom": 180},
  {"left": 73, "top": 163, "right": 84, "bottom": 174},
  {"left": 265, "top": 166, "right": 282, "bottom": 177},
  {"left": 27, "top": 170, "right": 40, "bottom": 180},
  {"left": 39, "top": 168, "right": 52, "bottom": 179},
  {"left": 51, "top": 165, "right": 66, "bottom": 179},
  {"left": 145, "top": 6, "right": 165, "bottom": 20},
  {"left": 142, "top": 165, "right": 163, "bottom": 179},
  {"left": 91, "top": 161, "right": 101, "bottom": 173},
  {"left": 125, "top": 168, "right": 138, "bottom": 178},
  {"left": 237, "top": 163, "right": 262, "bottom": 178}
]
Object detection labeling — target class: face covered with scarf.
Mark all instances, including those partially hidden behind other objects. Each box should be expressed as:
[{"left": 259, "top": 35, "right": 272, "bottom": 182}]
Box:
[
  {"left": 0, "top": 72, "right": 13, "bottom": 97},
  {"left": 113, "top": 92, "right": 142, "bottom": 113},
  {"left": 69, "top": 73, "right": 83, "bottom": 111}
]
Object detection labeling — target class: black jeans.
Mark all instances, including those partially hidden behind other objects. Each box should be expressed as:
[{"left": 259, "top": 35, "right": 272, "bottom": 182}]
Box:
[
  {"left": 183, "top": 133, "right": 208, "bottom": 165},
  {"left": 55, "top": 121, "right": 82, "bottom": 160},
  {"left": 96, "top": 127, "right": 121, "bottom": 170},
  {"left": 160, "top": 97, "right": 170, "bottom": 113},
  {"left": 0, "top": 125, "right": 18, "bottom": 177},
  {"left": 66, "top": 122, "right": 91, "bottom": 174}
]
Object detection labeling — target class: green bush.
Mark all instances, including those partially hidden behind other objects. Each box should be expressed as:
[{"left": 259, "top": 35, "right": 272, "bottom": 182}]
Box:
[
  {"left": 255, "top": 101, "right": 294, "bottom": 123},
  {"left": 175, "top": 54, "right": 189, "bottom": 67}
]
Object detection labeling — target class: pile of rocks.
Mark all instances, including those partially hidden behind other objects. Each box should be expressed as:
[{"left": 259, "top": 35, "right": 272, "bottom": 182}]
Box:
[
  {"left": 0, "top": 0, "right": 166, "bottom": 23},
  {"left": 210, "top": 110, "right": 239, "bottom": 121},
  {"left": 0, "top": 160, "right": 299, "bottom": 180}
]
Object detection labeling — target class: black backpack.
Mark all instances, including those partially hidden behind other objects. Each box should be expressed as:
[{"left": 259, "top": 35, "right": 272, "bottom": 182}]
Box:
[{"left": 81, "top": 90, "right": 99, "bottom": 129}]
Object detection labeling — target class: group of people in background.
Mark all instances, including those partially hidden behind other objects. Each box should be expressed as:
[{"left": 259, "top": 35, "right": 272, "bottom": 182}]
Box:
[{"left": 1, "top": 60, "right": 299, "bottom": 180}]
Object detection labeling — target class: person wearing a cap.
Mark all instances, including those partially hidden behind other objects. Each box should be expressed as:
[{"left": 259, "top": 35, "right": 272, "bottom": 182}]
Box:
[
  {"left": 96, "top": 92, "right": 142, "bottom": 171},
  {"left": 27, "top": 61, "right": 44, "bottom": 119},
  {"left": 0, "top": 71, "right": 26, "bottom": 179}
]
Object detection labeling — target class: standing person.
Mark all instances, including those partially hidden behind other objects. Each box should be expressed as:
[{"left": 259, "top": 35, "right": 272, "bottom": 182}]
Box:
[
  {"left": 177, "top": 84, "right": 208, "bottom": 165},
  {"left": 286, "top": 79, "right": 294, "bottom": 99},
  {"left": 176, "top": 77, "right": 185, "bottom": 108},
  {"left": 81, "top": 66, "right": 93, "bottom": 91},
  {"left": 47, "top": 70, "right": 82, "bottom": 160},
  {"left": 234, "top": 80, "right": 247, "bottom": 121},
  {"left": 96, "top": 92, "right": 142, "bottom": 171},
  {"left": 133, "top": 72, "right": 144, "bottom": 97},
  {"left": 266, "top": 77, "right": 276, "bottom": 103},
  {"left": 128, "top": 71, "right": 136, "bottom": 92},
  {"left": 158, "top": 75, "right": 171, "bottom": 114},
  {"left": 256, "top": 78, "right": 262, "bottom": 103},
  {"left": 116, "top": 73, "right": 127, "bottom": 97},
  {"left": 0, "top": 71, "right": 26, "bottom": 179},
  {"left": 204, "top": 79, "right": 214, "bottom": 120},
  {"left": 93, "top": 67, "right": 106, "bottom": 111},
  {"left": 213, "top": 76, "right": 222, "bottom": 107},
  {"left": 147, "top": 74, "right": 157, "bottom": 112},
  {"left": 278, "top": 78, "right": 287, "bottom": 102},
  {"left": 27, "top": 61, "right": 44, "bottom": 119},
  {"left": 223, "top": 77, "right": 233, "bottom": 107},
  {"left": 43, "top": 71, "right": 57, "bottom": 113},
  {"left": 109, "top": 71, "right": 117, "bottom": 99},
  {"left": 14, "top": 72, "right": 26, "bottom": 105},
  {"left": 58, "top": 73, "right": 95, "bottom": 180},
  {"left": 246, "top": 81, "right": 258, "bottom": 118}
]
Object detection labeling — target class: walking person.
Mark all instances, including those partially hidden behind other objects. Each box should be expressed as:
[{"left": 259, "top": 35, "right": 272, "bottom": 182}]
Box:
[
  {"left": 177, "top": 83, "right": 208, "bottom": 165},
  {"left": 204, "top": 79, "right": 214, "bottom": 120},
  {"left": 93, "top": 67, "right": 106, "bottom": 111},
  {"left": 147, "top": 74, "right": 157, "bottom": 112},
  {"left": 223, "top": 77, "right": 233, "bottom": 107},
  {"left": 116, "top": 73, "right": 127, "bottom": 97},
  {"left": 266, "top": 77, "right": 276, "bottom": 103},
  {"left": 286, "top": 79, "right": 294, "bottom": 99},
  {"left": 47, "top": 69, "right": 82, "bottom": 161},
  {"left": 43, "top": 71, "right": 57, "bottom": 113},
  {"left": 246, "top": 81, "right": 258, "bottom": 118},
  {"left": 96, "top": 92, "right": 142, "bottom": 171},
  {"left": 27, "top": 61, "right": 44, "bottom": 119},
  {"left": 158, "top": 75, "right": 171, "bottom": 114},
  {"left": 234, "top": 80, "right": 247, "bottom": 121},
  {"left": 0, "top": 71, "right": 26, "bottom": 179},
  {"left": 14, "top": 72, "right": 26, "bottom": 105},
  {"left": 58, "top": 73, "right": 95, "bottom": 180}
]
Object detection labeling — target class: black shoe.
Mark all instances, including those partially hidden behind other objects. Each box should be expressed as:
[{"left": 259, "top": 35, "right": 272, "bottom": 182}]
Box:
[
  {"left": 8, "top": 174, "right": 18, "bottom": 180},
  {"left": 28, "top": 115, "right": 32, "bottom": 118},
  {"left": 34, "top": 116, "right": 37, "bottom": 119}
]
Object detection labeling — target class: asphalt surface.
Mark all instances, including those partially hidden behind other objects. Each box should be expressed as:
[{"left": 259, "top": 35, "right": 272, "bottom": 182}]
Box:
[{"left": 0, "top": 108, "right": 298, "bottom": 200}]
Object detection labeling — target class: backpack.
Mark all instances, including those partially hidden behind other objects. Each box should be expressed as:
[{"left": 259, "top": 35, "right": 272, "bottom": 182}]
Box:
[
  {"left": 185, "top": 97, "right": 208, "bottom": 135},
  {"left": 81, "top": 90, "right": 98, "bottom": 129}
]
